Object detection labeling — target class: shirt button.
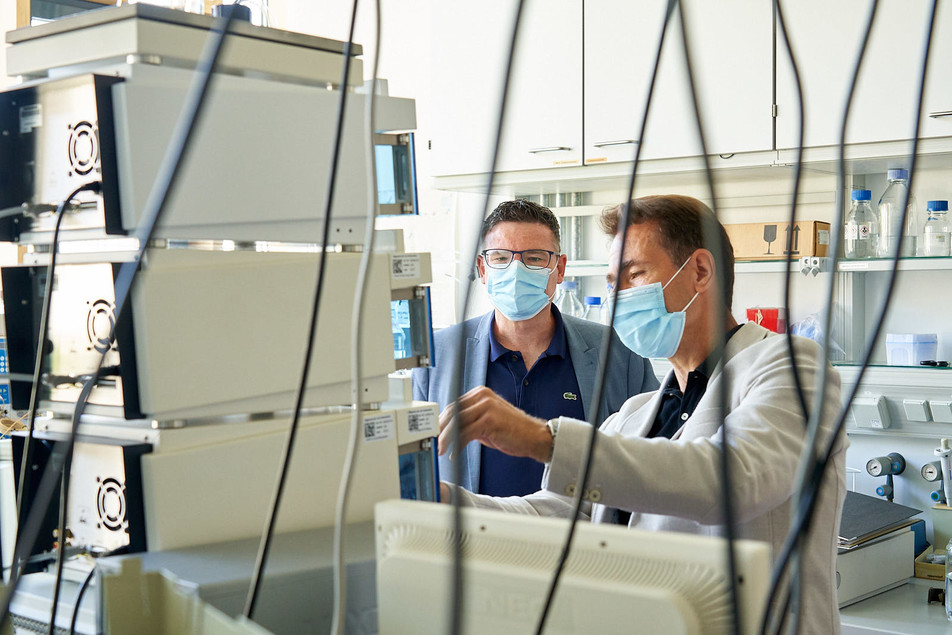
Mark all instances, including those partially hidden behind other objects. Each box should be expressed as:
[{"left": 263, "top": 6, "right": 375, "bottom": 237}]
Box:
[
  {"left": 680, "top": 413, "right": 689, "bottom": 421},
  {"left": 524, "top": 380, "right": 529, "bottom": 386},
  {"left": 588, "top": 489, "right": 601, "bottom": 502},
  {"left": 511, "top": 354, "right": 518, "bottom": 361},
  {"left": 566, "top": 484, "right": 577, "bottom": 496}
]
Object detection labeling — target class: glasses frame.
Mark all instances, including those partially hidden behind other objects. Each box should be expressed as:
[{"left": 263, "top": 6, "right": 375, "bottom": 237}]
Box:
[{"left": 480, "top": 248, "right": 559, "bottom": 270}]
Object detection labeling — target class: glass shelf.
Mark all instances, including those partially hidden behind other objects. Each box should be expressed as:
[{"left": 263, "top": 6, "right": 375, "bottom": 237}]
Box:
[
  {"left": 837, "top": 256, "right": 952, "bottom": 272},
  {"left": 833, "top": 362, "right": 952, "bottom": 370}
]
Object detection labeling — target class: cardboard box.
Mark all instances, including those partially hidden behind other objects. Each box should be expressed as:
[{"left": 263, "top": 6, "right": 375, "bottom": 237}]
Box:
[
  {"left": 746, "top": 307, "right": 787, "bottom": 333},
  {"left": 914, "top": 546, "right": 944, "bottom": 581},
  {"left": 725, "top": 221, "right": 831, "bottom": 261}
]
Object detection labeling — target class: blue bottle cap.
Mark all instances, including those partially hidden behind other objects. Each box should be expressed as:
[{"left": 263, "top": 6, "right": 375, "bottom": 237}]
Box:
[
  {"left": 561, "top": 280, "right": 577, "bottom": 289},
  {"left": 583, "top": 296, "right": 601, "bottom": 305},
  {"left": 851, "top": 189, "right": 871, "bottom": 201},
  {"left": 887, "top": 168, "right": 909, "bottom": 181},
  {"left": 927, "top": 200, "right": 949, "bottom": 212}
]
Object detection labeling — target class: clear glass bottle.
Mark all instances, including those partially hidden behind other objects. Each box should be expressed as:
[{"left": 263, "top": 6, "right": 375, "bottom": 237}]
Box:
[
  {"left": 923, "top": 200, "right": 951, "bottom": 257},
  {"left": 582, "top": 296, "right": 602, "bottom": 322},
  {"left": 877, "top": 168, "right": 919, "bottom": 258},
  {"left": 555, "top": 280, "right": 584, "bottom": 318},
  {"left": 844, "top": 189, "right": 879, "bottom": 259}
]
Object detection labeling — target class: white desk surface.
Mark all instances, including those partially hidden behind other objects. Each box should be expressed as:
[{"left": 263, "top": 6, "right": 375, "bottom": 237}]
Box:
[{"left": 840, "top": 578, "right": 951, "bottom": 634}]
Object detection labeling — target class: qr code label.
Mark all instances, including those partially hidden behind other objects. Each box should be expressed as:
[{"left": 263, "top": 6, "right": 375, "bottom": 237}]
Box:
[
  {"left": 363, "top": 413, "right": 395, "bottom": 442},
  {"left": 391, "top": 254, "right": 420, "bottom": 279},
  {"left": 408, "top": 408, "right": 437, "bottom": 434}
]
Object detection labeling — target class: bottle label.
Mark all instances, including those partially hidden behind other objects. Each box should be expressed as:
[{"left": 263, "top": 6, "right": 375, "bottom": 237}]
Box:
[
  {"left": 845, "top": 224, "right": 858, "bottom": 240},
  {"left": 857, "top": 224, "right": 871, "bottom": 239}
]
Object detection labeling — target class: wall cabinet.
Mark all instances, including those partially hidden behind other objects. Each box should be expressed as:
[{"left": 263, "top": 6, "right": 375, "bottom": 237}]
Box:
[
  {"left": 776, "top": 0, "right": 952, "bottom": 149},
  {"left": 584, "top": 0, "right": 773, "bottom": 165},
  {"left": 429, "top": 0, "right": 582, "bottom": 176},
  {"left": 430, "top": 0, "right": 772, "bottom": 177}
]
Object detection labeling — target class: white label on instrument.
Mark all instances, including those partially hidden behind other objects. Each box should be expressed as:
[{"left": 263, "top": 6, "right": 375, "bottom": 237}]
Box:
[
  {"left": 363, "top": 413, "right": 395, "bottom": 442},
  {"left": 392, "top": 254, "right": 420, "bottom": 279},
  {"left": 817, "top": 230, "right": 830, "bottom": 245},
  {"left": 19, "top": 104, "right": 42, "bottom": 133},
  {"left": 408, "top": 408, "right": 437, "bottom": 434}
]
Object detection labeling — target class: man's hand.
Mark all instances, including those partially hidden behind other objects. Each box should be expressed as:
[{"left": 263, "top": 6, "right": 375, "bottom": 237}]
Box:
[{"left": 437, "top": 386, "right": 552, "bottom": 463}]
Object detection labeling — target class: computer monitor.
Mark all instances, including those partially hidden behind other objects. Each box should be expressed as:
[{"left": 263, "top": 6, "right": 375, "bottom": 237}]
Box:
[{"left": 375, "top": 500, "right": 771, "bottom": 635}]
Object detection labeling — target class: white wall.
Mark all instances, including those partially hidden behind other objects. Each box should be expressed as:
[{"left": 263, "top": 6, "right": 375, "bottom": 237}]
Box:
[
  {"left": 0, "top": 1, "right": 16, "bottom": 89},
  {"left": 272, "top": 0, "right": 480, "bottom": 327}
]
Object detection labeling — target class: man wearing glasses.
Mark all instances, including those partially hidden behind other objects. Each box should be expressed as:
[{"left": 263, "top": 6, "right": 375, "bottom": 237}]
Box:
[{"left": 413, "top": 199, "right": 658, "bottom": 497}]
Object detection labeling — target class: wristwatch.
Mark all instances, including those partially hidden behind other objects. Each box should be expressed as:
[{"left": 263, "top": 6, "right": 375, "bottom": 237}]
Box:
[{"left": 545, "top": 418, "right": 560, "bottom": 463}]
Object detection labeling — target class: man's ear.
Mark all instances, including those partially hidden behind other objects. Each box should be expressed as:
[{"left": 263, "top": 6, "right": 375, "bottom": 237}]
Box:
[
  {"left": 475, "top": 256, "right": 487, "bottom": 284},
  {"left": 555, "top": 253, "right": 567, "bottom": 285},
  {"left": 692, "top": 249, "right": 717, "bottom": 294}
]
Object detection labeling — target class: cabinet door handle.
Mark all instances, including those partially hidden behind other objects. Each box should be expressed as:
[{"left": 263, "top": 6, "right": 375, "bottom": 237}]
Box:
[
  {"left": 592, "top": 139, "right": 639, "bottom": 148},
  {"left": 528, "top": 146, "right": 572, "bottom": 154},
  {"left": 929, "top": 111, "right": 952, "bottom": 118}
]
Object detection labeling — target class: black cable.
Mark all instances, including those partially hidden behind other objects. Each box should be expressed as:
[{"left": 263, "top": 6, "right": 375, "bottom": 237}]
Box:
[
  {"left": 764, "top": 1, "right": 941, "bottom": 632},
  {"left": 760, "top": 0, "right": 881, "bottom": 631},
  {"left": 68, "top": 565, "right": 95, "bottom": 635},
  {"left": 242, "top": 0, "right": 360, "bottom": 619},
  {"left": 673, "top": 1, "right": 742, "bottom": 630},
  {"left": 534, "top": 1, "right": 676, "bottom": 632},
  {"left": 6, "top": 179, "right": 100, "bottom": 634},
  {"left": 790, "top": 4, "right": 937, "bottom": 629},
  {"left": 772, "top": 1, "right": 810, "bottom": 631},
  {"left": 443, "top": 2, "right": 526, "bottom": 633},
  {"left": 14, "top": 180, "right": 101, "bottom": 554},
  {"left": 776, "top": 0, "right": 810, "bottom": 425},
  {"left": 0, "top": 6, "right": 240, "bottom": 629}
]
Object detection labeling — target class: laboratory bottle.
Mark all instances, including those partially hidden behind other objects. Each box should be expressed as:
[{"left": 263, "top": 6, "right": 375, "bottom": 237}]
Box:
[
  {"left": 922, "top": 200, "right": 951, "bottom": 257},
  {"left": 844, "top": 189, "right": 879, "bottom": 259},
  {"left": 946, "top": 536, "right": 952, "bottom": 621},
  {"left": 877, "top": 168, "right": 919, "bottom": 258},
  {"left": 582, "top": 296, "right": 602, "bottom": 322},
  {"left": 556, "top": 280, "right": 584, "bottom": 318}
]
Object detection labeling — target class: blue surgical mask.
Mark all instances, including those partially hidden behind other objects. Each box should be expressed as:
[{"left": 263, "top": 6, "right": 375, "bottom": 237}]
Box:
[
  {"left": 486, "top": 260, "right": 556, "bottom": 321},
  {"left": 609, "top": 258, "right": 698, "bottom": 358}
]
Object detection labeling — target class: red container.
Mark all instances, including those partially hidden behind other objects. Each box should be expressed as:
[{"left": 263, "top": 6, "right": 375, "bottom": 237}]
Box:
[{"left": 746, "top": 307, "right": 787, "bottom": 334}]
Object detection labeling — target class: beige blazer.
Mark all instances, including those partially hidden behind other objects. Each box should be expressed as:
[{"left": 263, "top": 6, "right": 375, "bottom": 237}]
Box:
[{"left": 455, "top": 322, "right": 848, "bottom": 634}]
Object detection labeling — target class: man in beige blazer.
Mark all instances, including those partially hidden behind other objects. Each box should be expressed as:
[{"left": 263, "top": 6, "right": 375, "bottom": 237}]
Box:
[{"left": 439, "top": 194, "right": 848, "bottom": 634}]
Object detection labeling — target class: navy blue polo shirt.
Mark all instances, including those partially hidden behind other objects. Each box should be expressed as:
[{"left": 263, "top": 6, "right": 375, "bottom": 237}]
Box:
[{"left": 478, "top": 305, "right": 585, "bottom": 497}]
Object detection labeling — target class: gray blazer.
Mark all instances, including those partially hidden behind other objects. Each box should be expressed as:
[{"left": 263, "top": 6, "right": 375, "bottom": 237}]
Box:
[{"left": 411, "top": 310, "right": 659, "bottom": 491}]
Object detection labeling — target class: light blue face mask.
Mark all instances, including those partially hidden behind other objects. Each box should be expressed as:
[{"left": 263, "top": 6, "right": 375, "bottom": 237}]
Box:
[
  {"left": 486, "top": 260, "right": 556, "bottom": 321},
  {"left": 610, "top": 257, "right": 698, "bottom": 358}
]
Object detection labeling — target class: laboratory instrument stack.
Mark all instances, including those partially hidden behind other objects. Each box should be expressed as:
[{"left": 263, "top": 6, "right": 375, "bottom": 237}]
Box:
[{"left": 0, "top": 6, "right": 437, "bottom": 633}]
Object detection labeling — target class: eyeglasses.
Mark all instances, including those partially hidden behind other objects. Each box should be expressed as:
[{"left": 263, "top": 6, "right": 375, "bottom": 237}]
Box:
[{"left": 480, "top": 249, "right": 558, "bottom": 270}]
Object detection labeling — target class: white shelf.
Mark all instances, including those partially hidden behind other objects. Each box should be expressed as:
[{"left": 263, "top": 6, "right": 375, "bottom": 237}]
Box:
[{"left": 564, "top": 260, "right": 609, "bottom": 277}]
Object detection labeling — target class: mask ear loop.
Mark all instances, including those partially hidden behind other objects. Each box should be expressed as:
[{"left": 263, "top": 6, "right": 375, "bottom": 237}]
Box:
[
  {"left": 662, "top": 256, "right": 699, "bottom": 314},
  {"left": 661, "top": 255, "right": 693, "bottom": 290}
]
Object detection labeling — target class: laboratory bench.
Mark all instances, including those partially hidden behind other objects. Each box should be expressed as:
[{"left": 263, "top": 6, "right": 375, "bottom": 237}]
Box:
[{"left": 840, "top": 578, "right": 951, "bottom": 634}]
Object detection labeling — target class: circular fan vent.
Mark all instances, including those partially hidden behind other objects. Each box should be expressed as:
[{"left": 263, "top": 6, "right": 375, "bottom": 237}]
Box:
[
  {"left": 86, "top": 299, "right": 116, "bottom": 354},
  {"left": 67, "top": 121, "right": 99, "bottom": 176},
  {"left": 97, "top": 477, "right": 127, "bottom": 532}
]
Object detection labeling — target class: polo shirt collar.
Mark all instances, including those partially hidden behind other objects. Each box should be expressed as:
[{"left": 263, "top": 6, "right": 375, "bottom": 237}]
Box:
[
  {"left": 488, "top": 304, "right": 567, "bottom": 362},
  {"left": 662, "top": 323, "right": 744, "bottom": 393}
]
